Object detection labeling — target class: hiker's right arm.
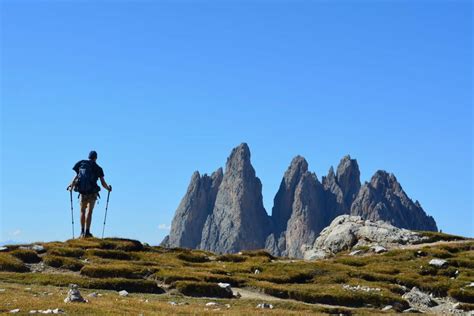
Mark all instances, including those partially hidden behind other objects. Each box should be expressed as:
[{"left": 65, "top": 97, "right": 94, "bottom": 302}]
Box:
[{"left": 100, "top": 177, "right": 112, "bottom": 191}]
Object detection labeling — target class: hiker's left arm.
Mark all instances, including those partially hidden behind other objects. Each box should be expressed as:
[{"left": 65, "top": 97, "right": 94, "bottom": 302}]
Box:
[
  {"left": 67, "top": 175, "right": 77, "bottom": 191},
  {"left": 100, "top": 177, "right": 112, "bottom": 191}
]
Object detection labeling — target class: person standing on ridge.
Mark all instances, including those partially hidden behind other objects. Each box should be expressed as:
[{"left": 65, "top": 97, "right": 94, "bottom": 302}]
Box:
[{"left": 67, "top": 150, "right": 112, "bottom": 238}]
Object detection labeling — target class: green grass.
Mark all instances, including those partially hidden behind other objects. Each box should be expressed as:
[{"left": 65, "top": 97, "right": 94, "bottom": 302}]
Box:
[
  {"left": 43, "top": 255, "right": 84, "bottom": 271},
  {"left": 174, "top": 281, "right": 234, "bottom": 298},
  {"left": 48, "top": 247, "right": 85, "bottom": 258},
  {"left": 85, "top": 248, "right": 134, "bottom": 260},
  {"left": 9, "top": 249, "right": 41, "bottom": 263},
  {"left": 0, "top": 254, "right": 29, "bottom": 272},
  {"left": 80, "top": 263, "right": 157, "bottom": 279},
  {"left": 0, "top": 236, "right": 472, "bottom": 312}
]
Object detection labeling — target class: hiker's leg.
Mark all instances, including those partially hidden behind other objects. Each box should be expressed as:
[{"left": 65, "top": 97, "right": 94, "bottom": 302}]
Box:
[
  {"left": 80, "top": 196, "right": 88, "bottom": 236},
  {"left": 85, "top": 195, "right": 97, "bottom": 232}
]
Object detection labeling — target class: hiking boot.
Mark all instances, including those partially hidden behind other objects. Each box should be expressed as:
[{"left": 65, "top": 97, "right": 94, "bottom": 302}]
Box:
[{"left": 85, "top": 232, "right": 94, "bottom": 238}]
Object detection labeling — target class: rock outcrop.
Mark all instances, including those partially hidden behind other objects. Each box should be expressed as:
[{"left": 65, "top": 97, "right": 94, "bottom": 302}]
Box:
[
  {"left": 350, "top": 171, "right": 437, "bottom": 231},
  {"left": 303, "top": 215, "right": 425, "bottom": 259},
  {"left": 200, "top": 143, "right": 271, "bottom": 253},
  {"left": 167, "top": 169, "right": 223, "bottom": 248},
  {"left": 164, "top": 143, "right": 438, "bottom": 258}
]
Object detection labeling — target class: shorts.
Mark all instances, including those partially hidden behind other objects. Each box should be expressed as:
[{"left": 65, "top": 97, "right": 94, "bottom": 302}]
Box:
[{"left": 80, "top": 193, "right": 98, "bottom": 210}]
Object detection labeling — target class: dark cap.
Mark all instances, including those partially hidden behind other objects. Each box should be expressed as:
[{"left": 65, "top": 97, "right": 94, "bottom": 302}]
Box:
[{"left": 88, "top": 150, "right": 98, "bottom": 160}]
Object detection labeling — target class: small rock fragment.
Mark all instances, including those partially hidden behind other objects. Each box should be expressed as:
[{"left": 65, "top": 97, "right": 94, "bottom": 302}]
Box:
[
  {"left": 349, "top": 250, "right": 363, "bottom": 256},
  {"left": 9, "top": 309, "right": 20, "bottom": 314},
  {"left": 88, "top": 292, "right": 98, "bottom": 298},
  {"left": 168, "top": 301, "right": 177, "bottom": 306},
  {"left": 254, "top": 269, "right": 261, "bottom": 274},
  {"left": 372, "top": 245, "right": 387, "bottom": 254},
  {"left": 429, "top": 258, "right": 448, "bottom": 268},
  {"left": 256, "top": 303, "right": 273, "bottom": 309},
  {"left": 206, "top": 302, "right": 218, "bottom": 307},
  {"left": 118, "top": 290, "right": 128, "bottom": 297},
  {"left": 381, "top": 305, "right": 393, "bottom": 311}
]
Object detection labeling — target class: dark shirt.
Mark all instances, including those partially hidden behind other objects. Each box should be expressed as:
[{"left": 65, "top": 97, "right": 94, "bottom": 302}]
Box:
[{"left": 73, "top": 160, "right": 104, "bottom": 185}]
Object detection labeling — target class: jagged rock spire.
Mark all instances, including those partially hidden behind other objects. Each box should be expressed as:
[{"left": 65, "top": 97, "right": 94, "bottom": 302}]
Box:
[
  {"left": 200, "top": 143, "right": 271, "bottom": 253},
  {"left": 350, "top": 170, "right": 438, "bottom": 231}
]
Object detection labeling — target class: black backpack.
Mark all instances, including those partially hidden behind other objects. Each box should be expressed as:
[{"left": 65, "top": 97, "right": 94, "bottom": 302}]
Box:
[{"left": 75, "top": 160, "right": 99, "bottom": 194}]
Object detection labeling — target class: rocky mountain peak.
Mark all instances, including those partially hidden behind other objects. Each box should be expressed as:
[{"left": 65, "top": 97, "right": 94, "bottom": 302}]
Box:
[
  {"left": 200, "top": 143, "right": 271, "bottom": 253},
  {"left": 351, "top": 170, "right": 438, "bottom": 231},
  {"left": 271, "top": 155, "right": 309, "bottom": 234},
  {"left": 336, "top": 155, "right": 361, "bottom": 208}
]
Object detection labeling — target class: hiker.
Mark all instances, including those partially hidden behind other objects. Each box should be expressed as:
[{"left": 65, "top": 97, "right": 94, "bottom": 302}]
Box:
[{"left": 67, "top": 151, "right": 112, "bottom": 238}]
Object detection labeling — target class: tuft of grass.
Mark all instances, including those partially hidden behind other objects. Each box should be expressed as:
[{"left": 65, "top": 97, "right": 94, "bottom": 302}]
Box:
[
  {"left": 417, "top": 231, "right": 466, "bottom": 243},
  {"left": 175, "top": 281, "right": 234, "bottom": 298},
  {"left": 240, "top": 250, "right": 275, "bottom": 260},
  {"left": 449, "top": 287, "right": 474, "bottom": 304},
  {"left": 0, "top": 254, "right": 29, "bottom": 272},
  {"left": 86, "top": 248, "right": 133, "bottom": 260},
  {"left": 176, "top": 252, "right": 209, "bottom": 263},
  {"left": 48, "top": 247, "right": 85, "bottom": 258},
  {"left": 10, "top": 249, "right": 41, "bottom": 263},
  {"left": 0, "top": 272, "right": 164, "bottom": 293},
  {"left": 43, "top": 255, "right": 84, "bottom": 271},
  {"left": 80, "top": 263, "right": 157, "bottom": 279},
  {"left": 216, "top": 254, "right": 246, "bottom": 262},
  {"left": 100, "top": 238, "right": 144, "bottom": 251}
]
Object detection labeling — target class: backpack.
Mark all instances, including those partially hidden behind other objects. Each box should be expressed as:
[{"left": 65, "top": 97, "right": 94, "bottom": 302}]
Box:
[{"left": 75, "top": 160, "right": 99, "bottom": 194}]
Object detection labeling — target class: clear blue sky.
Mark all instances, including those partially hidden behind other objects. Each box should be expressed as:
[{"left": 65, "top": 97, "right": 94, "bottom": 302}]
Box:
[{"left": 1, "top": 1, "right": 472, "bottom": 245}]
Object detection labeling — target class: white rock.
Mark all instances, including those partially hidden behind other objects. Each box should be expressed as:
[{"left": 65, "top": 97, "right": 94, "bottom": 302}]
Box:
[
  {"left": 41, "top": 309, "right": 52, "bottom": 314},
  {"left": 168, "top": 301, "right": 177, "bottom": 306},
  {"left": 0, "top": 288, "right": 5, "bottom": 292},
  {"left": 225, "top": 304, "right": 231, "bottom": 308},
  {"left": 307, "top": 215, "right": 424, "bottom": 256},
  {"left": 372, "top": 245, "right": 387, "bottom": 253},
  {"left": 52, "top": 308, "right": 64, "bottom": 314},
  {"left": 206, "top": 302, "right": 218, "bottom": 306},
  {"left": 64, "top": 284, "right": 87, "bottom": 303},
  {"left": 303, "top": 248, "right": 331, "bottom": 260},
  {"left": 118, "top": 290, "right": 129, "bottom": 297},
  {"left": 31, "top": 245, "right": 45, "bottom": 252},
  {"left": 349, "top": 250, "right": 363, "bottom": 256},
  {"left": 256, "top": 303, "right": 273, "bottom": 309},
  {"left": 254, "top": 269, "right": 261, "bottom": 274},
  {"left": 9, "top": 309, "right": 20, "bottom": 314},
  {"left": 402, "top": 287, "right": 437, "bottom": 308},
  {"left": 466, "top": 282, "right": 474, "bottom": 288},
  {"left": 29, "top": 311, "right": 37, "bottom": 314},
  {"left": 429, "top": 258, "right": 448, "bottom": 268},
  {"left": 87, "top": 292, "right": 98, "bottom": 298},
  {"left": 381, "top": 305, "right": 393, "bottom": 311}
]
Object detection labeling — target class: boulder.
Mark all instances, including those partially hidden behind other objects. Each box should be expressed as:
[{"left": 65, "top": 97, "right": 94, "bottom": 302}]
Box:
[{"left": 304, "top": 215, "right": 424, "bottom": 257}]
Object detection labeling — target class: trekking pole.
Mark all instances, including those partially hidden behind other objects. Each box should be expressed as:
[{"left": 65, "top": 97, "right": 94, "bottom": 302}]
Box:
[
  {"left": 102, "top": 186, "right": 112, "bottom": 239},
  {"left": 68, "top": 188, "right": 75, "bottom": 239}
]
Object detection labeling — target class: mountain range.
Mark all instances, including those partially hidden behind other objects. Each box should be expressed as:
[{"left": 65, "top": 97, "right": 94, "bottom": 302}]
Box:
[{"left": 161, "top": 143, "right": 437, "bottom": 258}]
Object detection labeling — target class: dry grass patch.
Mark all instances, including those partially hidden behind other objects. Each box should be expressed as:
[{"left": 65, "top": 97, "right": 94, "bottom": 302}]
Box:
[
  {"left": 0, "top": 254, "right": 29, "bottom": 272},
  {"left": 175, "top": 280, "right": 234, "bottom": 298},
  {"left": 80, "top": 263, "right": 157, "bottom": 279},
  {"left": 43, "top": 255, "right": 84, "bottom": 271},
  {"left": 85, "top": 248, "right": 134, "bottom": 260},
  {"left": 48, "top": 247, "right": 85, "bottom": 258},
  {"left": 9, "top": 249, "right": 41, "bottom": 263}
]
